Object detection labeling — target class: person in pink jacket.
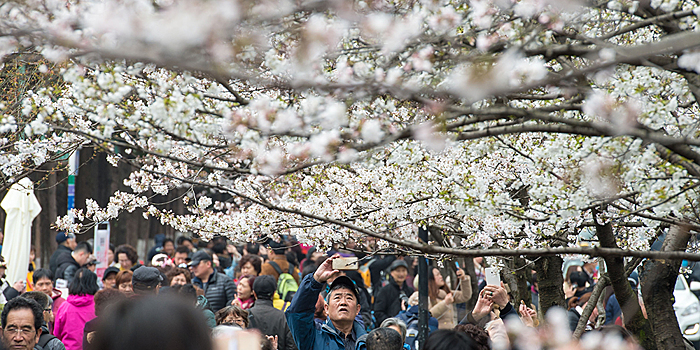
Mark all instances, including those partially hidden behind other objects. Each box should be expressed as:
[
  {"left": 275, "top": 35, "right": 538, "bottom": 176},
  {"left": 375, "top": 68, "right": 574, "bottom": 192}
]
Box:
[{"left": 54, "top": 268, "right": 98, "bottom": 350}]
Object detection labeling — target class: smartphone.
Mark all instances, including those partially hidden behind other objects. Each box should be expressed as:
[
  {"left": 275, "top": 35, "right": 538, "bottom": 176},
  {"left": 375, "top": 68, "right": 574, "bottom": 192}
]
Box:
[
  {"left": 485, "top": 267, "right": 501, "bottom": 286},
  {"left": 213, "top": 328, "right": 261, "bottom": 350},
  {"left": 332, "top": 257, "right": 359, "bottom": 270}
]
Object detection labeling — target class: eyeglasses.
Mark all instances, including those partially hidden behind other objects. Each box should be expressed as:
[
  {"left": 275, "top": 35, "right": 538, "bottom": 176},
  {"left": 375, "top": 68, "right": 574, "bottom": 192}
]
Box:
[
  {"left": 44, "top": 308, "right": 52, "bottom": 312},
  {"left": 4, "top": 327, "right": 35, "bottom": 337}
]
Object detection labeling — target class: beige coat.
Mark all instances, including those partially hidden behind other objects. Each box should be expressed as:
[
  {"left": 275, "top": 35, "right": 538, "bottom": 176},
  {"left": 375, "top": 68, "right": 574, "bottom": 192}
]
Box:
[{"left": 410, "top": 275, "right": 472, "bottom": 329}]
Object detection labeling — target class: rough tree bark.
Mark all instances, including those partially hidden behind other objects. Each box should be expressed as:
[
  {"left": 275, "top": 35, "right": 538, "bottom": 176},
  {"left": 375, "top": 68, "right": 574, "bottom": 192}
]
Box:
[
  {"left": 573, "top": 275, "right": 610, "bottom": 338},
  {"left": 462, "top": 257, "right": 479, "bottom": 311},
  {"left": 641, "top": 224, "right": 692, "bottom": 350},
  {"left": 596, "top": 217, "right": 655, "bottom": 350},
  {"left": 505, "top": 256, "right": 532, "bottom": 308},
  {"left": 532, "top": 255, "right": 566, "bottom": 315}
]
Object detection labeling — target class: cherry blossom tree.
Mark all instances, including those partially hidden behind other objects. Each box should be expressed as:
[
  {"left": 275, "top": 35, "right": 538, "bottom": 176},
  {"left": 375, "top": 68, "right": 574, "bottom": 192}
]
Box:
[{"left": 3, "top": 0, "right": 700, "bottom": 347}]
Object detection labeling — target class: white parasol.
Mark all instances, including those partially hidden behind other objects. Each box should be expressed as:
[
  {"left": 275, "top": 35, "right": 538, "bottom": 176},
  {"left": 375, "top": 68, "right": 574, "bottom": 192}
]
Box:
[{"left": 1, "top": 177, "right": 41, "bottom": 285}]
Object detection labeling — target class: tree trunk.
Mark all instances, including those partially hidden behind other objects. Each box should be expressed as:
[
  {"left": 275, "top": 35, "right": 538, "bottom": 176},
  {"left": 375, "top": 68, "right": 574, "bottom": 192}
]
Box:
[
  {"left": 515, "top": 256, "right": 532, "bottom": 308},
  {"left": 641, "top": 225, "right": 691, "bottom": 350},
  {"left": 596, "top": 218, "right": 655, "bottom": 349},
  {"left": 463, "top": 257, "right": 478, "bottom": 311},
  {"left": 505, "top": 256, "right": 532, "bottom": 308},
  {"left": 532, "top": 255, "right": 565, "bottom": 315}
]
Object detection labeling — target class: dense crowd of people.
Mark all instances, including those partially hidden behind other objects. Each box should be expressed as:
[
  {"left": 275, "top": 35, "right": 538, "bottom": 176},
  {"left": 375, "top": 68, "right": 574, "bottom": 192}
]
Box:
[{"left": 0, "top": 232, "right": 665, "bottom": 350}]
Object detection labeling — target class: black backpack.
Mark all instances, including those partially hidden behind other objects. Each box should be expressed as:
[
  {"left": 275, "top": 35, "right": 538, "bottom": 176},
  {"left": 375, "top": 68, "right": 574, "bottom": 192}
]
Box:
[{"left": 38, "top": 332, "right": 57, "bottom": 349}]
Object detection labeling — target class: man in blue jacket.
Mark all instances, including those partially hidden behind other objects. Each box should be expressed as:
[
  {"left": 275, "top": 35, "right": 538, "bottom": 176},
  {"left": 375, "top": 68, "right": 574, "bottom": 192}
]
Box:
[{"left": 286, "top": 254, "right": 366, "bottom": 350}]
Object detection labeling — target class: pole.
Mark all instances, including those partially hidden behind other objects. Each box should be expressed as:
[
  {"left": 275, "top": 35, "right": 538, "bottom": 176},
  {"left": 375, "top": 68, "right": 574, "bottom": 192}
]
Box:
[{"left": 417, "top": 227, "right": 429, "bottom": 349}]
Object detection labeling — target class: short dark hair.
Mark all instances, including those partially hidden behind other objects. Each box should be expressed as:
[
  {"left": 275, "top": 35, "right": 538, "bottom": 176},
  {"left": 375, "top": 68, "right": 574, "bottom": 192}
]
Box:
[
  {"left": 175, "top": 245, "right": 190, "bottom": 255},
  {"left": 174, "top": 284, "right": 197, "bottom": 301},
  {"left": 245, "top": 243, "right": 260, "bottom": 255},
  {"left": 267, "top": 240, "right": 286, "bottom": 255},
  {"left": 1, "top": 297, "right": 43, "bottom": 331},
  {"left": 285, "top": 251, "right": 299, "bottom": 267},
  {"left": 21, "top": 292, "right": 50, "bottom": 310},
  {"left": 115, "top": 245, "right": 138, "bottom": 265},
  {"left": 367, "top": 328, "right": 403, "bottom": 350},
  {"left": 176, "top": 236, "right": 192, "bottom": 246},
  {"left": 91, "top": 296, "right": 212, "bottom": 350},
  {"left": 94, "top": 288, "right": 127, "bottom": 317},
  {"left": 33, "top": 268, "right": 54, "bottom": 284},
  {"left": 424, "top": 330, "right": 475, "bottom": 350},
  {"left": 69, "top": 268, "right": 99, "bottom": 296},
  {"left": 163, "top": 238, "right": 174, "bottom": 246},
  {"left": 238, "top": 254, "right": 262, "bottom": 275},
  {"left": 212, "top": 242, "right": 226, "bottom": 255},
  {"left": 75, "top": 241, "right": 93, "bottom": 255}
]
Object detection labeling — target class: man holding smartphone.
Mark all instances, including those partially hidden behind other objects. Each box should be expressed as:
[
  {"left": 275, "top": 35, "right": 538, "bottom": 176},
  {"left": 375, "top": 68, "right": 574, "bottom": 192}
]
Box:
[{"left": 285, "top": 254, "right": 366, "bottom": 350}]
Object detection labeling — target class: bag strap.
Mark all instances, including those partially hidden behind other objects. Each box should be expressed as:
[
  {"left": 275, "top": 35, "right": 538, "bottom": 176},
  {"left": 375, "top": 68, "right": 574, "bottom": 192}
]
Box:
[
  {"left": 248, "top": 312, "right": 257, "bottom": 329},
  {"left": 38, "top": 333, "right": 57, "bottom": 348},
  {"left": 268, "top": 261, "right": 283, "bottom": 275}
]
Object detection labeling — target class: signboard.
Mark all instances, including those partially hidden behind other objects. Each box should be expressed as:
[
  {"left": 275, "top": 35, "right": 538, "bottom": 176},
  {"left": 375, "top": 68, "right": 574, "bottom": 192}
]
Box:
[{"left": 94, "top": 222, "right": 110, "bottom": 279}]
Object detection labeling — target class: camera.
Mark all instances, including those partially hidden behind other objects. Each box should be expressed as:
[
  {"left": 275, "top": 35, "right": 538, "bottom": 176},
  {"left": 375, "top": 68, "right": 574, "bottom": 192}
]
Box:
[{"left": 400, "top": 292, "right": 410, "bottom": 309}]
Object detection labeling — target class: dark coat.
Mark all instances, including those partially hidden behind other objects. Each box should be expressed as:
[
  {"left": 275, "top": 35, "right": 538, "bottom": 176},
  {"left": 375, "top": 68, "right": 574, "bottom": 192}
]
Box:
[
  {"left": 49, "top": 245, "right": 72, "bottom": 276},
  {"left": 54, "top": 253, "right": 80, "bottom": 285},
  {"left": 368, "top": 255, "right": 396, "bottom": 296},
  {"left": 192, "top": 270, "right": 236, "bottom": 312},
  {"left": 373, "top": 277, "right": 414, "bottom": 326},
  {"left": 249, "top": 299, "right": 297, "bottom": 350}
]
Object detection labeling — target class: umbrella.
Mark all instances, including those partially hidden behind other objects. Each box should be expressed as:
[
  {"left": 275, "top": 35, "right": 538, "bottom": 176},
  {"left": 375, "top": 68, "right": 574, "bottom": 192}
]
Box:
[{"left": 1, "top": 177, "right": 41, "bottom": 286}]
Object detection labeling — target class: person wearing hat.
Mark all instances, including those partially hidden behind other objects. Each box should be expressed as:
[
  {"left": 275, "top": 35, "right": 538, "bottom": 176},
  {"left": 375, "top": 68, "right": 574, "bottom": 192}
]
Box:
[
  {"left": 132, "top": 266, "right": 163, "bottom": 296},
  {"left": 285, "top": 254, "right": 366, "bottom": 350},
  {"left": 374, "top": 259, "right": 414, "bottom": 326},
  {"left": 189, "top": 250, "right": 236, "bottom": 312},
  {"left": 260, "top": 241, "right": 300, "bottom": 286},
  {"left": 102, "top": 267, "right": 120, "bottom": 289},
  {"left": 247, "top": 275, "right": 296, "bottom": 350},
  {"left": 49, "top": 232, "right": 77, "bottom": 276}
]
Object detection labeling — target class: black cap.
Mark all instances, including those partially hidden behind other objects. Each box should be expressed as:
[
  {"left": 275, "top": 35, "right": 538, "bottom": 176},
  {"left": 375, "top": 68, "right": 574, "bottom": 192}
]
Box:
[
  {"left": 188, "top": 250, "right": 212, "bottom": 267},
  {"left": 102, "top": 266, "right": 120, "bottom": 280},
  {"left": 389, "top": 260, "right": 408, "bottom": 272},
  {"left": 132, "top": 266, "right": 163, "bottom": 289},
  {"left": 252, "top": 275, "right": 277, "bottom": 299},
  {"left": 570, "top": 271, "right": 588, "bottom": 287},
  {"left": 56, "top": 232, "right": 76, "bottom": 244},
  {"left": 328, "top": 276, "right": 360, "bottom": 301}
]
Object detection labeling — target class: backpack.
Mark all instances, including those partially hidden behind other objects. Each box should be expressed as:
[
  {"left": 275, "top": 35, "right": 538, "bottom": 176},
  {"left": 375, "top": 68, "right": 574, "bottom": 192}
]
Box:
[
  {"left": 404, "top": 313, "right": 420, "bottom": 350},
  {"left": 268, "top": 261, "right": 299, "bottom": 302},
  {"left": 38, "top": 332, "right": 57, "bottom": 349}
]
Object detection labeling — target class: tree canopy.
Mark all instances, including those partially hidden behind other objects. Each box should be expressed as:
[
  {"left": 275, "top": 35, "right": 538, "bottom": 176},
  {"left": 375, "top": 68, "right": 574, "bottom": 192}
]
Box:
[{"left": 2, "top": 0, "right": 700, "bottom": 256}]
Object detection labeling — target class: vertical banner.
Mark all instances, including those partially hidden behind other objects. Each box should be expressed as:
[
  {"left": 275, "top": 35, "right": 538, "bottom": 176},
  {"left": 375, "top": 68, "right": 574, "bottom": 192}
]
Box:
[
  {"left": 94, "top": 222, "right": 110, "bottom": 280},
  {"left": 67, "top": 150, "right": 79, "bottom": 220}
]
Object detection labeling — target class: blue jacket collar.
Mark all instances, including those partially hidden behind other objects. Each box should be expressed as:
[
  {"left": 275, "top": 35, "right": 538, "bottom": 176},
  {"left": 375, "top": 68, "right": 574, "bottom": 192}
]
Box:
[{"left": 321, "top": 317, "right": 364, "bottom": 342}]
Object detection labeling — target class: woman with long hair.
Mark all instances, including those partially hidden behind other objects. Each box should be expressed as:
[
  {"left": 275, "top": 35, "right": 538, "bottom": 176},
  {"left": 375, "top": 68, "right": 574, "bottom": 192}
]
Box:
[
  {"left": 416, "top": 267, "right": 472, "bottom": 329},
  {"left": 54, "top": 268, "right": 99, "bottom": 350}
]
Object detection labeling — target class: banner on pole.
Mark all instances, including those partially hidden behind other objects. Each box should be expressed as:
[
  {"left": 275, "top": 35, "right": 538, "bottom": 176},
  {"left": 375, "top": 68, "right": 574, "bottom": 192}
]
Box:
[{"left": 94, "top": 222, "right": 110, "bottom": 279}]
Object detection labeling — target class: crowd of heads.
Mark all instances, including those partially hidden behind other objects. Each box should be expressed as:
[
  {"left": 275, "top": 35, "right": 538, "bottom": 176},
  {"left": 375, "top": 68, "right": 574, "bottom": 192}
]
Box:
[{"left": 0, "top": 232, "right": 656, "bottom": 350}]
